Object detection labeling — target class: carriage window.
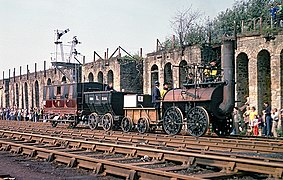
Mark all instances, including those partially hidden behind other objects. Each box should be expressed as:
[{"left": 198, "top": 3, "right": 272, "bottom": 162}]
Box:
[{"left": 57, "top": 86, "right": 61, "bottom": 95}]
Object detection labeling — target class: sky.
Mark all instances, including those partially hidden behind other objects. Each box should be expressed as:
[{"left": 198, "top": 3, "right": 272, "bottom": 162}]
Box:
[{"left": 0, "top": 0, "right": 235, "bottom": 78}]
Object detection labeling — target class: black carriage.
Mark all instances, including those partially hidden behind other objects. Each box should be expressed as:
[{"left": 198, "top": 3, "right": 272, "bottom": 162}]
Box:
[{"left": 84, "top": 91, "right": 125, "bottom": 131}]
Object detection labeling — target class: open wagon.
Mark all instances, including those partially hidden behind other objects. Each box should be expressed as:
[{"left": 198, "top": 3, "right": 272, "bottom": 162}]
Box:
[{"left": 121, "top": 94, "right": 158, "bottom": 133}]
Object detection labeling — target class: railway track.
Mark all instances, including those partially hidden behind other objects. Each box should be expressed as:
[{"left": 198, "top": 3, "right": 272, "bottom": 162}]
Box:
[
  {"left": 0, "top": 121, "right": 282, "bottom": 155},
  {"left": 0, "top": 121, "right": 283, "bottom": 179}
]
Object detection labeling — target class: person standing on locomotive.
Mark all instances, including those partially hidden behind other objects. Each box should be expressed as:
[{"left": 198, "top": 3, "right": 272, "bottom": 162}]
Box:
[
  {"left": 161, "top": 82, "right": 169, "bottom": 99},
  {"left": 152, "top": 81, "right": 161, "bottom": 118},
  {"left": 203, "top": 60, "right": 219, "bottom": 82}
]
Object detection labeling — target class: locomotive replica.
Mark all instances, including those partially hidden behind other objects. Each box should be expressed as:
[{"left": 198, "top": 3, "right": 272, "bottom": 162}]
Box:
[{"left": 43, "top": 39, "right": 235, "bottom": 137}]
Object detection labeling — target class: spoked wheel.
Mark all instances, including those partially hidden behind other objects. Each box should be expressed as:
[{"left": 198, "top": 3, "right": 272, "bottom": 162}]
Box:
[
  {"left": 88, "top": 113, "right": 99, "bottom": 130},
  {"left": 68, "top": 116, "right": 77, "bottom": 129},
  {"left": 101, "top": 113, "right": 113, "bottom": 131},
  {"left": 211, "top": 116, "right": 233, "bottom": 136},
  {"left": 136, "top": 117, "right": 149, "bottom": 134},
  {"left": 68, "top": 121, "right": 77, "bottom": 129},
  {"left": 162, "top": 106, "right": 183, "bottom": 135},
  {"left": 121, "top": 116, "right": 133, "bottom": 132},
  {"left": 187, "top": 106, "right": 209, "bottom": 137},
  {"left": 51, "top": 121, "right": 58, "bottom": 128}
]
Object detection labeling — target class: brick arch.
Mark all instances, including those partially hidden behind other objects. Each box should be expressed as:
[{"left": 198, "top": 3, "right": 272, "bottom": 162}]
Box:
[
  {"left": 24, "top": 82, "right": 29, "bottom": 110},
  {"left": 61, "top": 76, "right": 67, "bottom": 83},
  {"left": 236, "top": 52, "right": 249, "bottom": 106},
  {"left": 35, "top": 80, "right": 40, "bottom": 108},
  {"left": 164, "top": 62, "right": 173, "bottom": 87},
  {"left": 15, "top": 83, "right": 19, "bottom": 108},
  {"left": 151, "top": 64, "right": 159, "bottom": 91},
  {"left": 97, "top": 71, "right": 103, "bottom": 84},
  {"left": 257, "top": 49, "right": 271, "bottom": 112},
  {"left": 179, "top": 60, "right": 187, "bottom": 88},
  {"left": 107, "top": 70, "right": 114, "bottom": 85},
  {"left": 46, "top": 78, "right": 52, "bottom": 85},
  {"left": 88, "top": 72, "right": 94, "bottom": 82}
]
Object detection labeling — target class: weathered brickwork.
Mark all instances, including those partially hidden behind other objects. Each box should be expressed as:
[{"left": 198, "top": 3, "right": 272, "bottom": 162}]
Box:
[
  {"left": 236, "top": 33, "right": 283, "bottom": 111},
  {"left": 0, "top": 34, "right": 282, "bottom": 112}
]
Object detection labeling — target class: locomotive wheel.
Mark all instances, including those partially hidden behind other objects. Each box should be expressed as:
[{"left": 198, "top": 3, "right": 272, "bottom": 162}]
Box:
[
  {"left": 88, "top": 113, "right": 99, "bottom": 130},
  {"left": 121, "top": 116, "right": 133, "bottom": 132},
  {"left": 186, "top": 106, "right": 209, "bottom": 137},
  {"left": 136, "top": 117, "right": 149, "bottom": 134},
  {"left": 211, "top": 116, "right": 233, "bottom": 136},
  {"left": 162, "top": 106, "right": 183, "bottom": 135},
  {"left": 101, "top": 113, "right": 113, "bottom": 131}
]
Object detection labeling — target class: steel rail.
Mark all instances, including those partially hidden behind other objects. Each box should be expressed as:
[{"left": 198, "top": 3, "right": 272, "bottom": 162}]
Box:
[
  {"left": 0, "top": 129, "right": 282, "bottom": 178},
  {"left": 1, "top": 122, "right": 282, "bottom": 155}
]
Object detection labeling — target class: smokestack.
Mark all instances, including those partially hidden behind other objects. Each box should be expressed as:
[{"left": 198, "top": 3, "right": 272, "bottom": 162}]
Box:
[
  {"left": 35, "top": 63, "right": 37, "bottom": 78},
  {"left": 219, "top": 39, "right": 235, "bottom": 114},
  {"left": 27, "top": 65, "right": 29, "bottom": 80}
]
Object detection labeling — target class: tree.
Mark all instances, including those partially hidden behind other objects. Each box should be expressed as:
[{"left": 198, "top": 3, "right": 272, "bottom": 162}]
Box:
[{"left": 170, "top": 6, "right": 204, "bottom": 47}]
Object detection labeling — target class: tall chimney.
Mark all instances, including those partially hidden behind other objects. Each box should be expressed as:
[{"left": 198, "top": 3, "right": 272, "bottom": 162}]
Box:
[
  {"left": 44, "top": 61, "right": 46, "bottom": 77},
  {"left": 20, "top": 66, "right": 22, "bottom": 79},
  {"left": 219, "top": 39, "right": 235, "bottom": 114}
]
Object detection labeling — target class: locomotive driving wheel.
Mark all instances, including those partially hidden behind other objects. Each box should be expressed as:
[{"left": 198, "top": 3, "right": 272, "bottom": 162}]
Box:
[
  {"left": 121, "top": 116, "right": 133, "bottom": 132},
  {"left": 187, "top": 106, "right": 209, "bottom": 137},
  {"left": 101, "top": 113, "right": 113, "bottom": 131},
  {"left": 211, "top": 116, "right": 233, "bottom": 136},
  {"left": 136, "top": 117, "right": 149, "bottom": 134},
  {"left": 162, "top": 106, "right": 183, "bottom": 135},
  {"left": 68, "top": 116, "right": 77, "bottom": 129},
  {"left": 88, "top": 113, "right": 99, "bottom": 130}
]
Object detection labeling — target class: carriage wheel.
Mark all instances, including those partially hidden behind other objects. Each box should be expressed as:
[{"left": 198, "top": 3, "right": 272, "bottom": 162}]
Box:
[
  {"left": 121, "top": 116, "right": 133, "bottom": 132},
  {"left": 136, "top": 117, "right": 149, "bottom": 134},
  {"left": 211, "top": 116, "right": 233, "bottom": 136},
  {"left": 162, "top": 106, "right": 183, "bottom": 135},
  {"left": 51, "top": 121, "right": 58, "bottom": 127},
  {"left": 101, "top": 113, "right": 113, "bottom": 131},
  {"left": 88, "top": 113, "right": 99, "bottom": 130},
  {"left": 187, "top": 106, "right": 209, "bottom": 137},
  {"left": 68, "top": 116, "right": 77, "bottom": 129}
]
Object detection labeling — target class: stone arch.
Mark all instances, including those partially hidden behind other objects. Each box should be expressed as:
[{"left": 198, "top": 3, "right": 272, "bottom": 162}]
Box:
[
  {"left": 164, "top": 62, "right": 173, "bottom": 87},
  {"left": 236, "top": 52, "right": 249, "bottom": 107},
  {"left": 257, "top": 49, "right": 271, "bottom": 112},
  {"left": 62, "top": 76, "right": 67, "bottom": 83},
  {"left": 88, "top": 72, "right": 94, "bottom": 82},
  {"left": 107, "top": 70, "right": 114, "bottom": 85},
  {"left": 24, "top": 82, "right": 29, "bottom": 109},
  {"left": 15, "top": 83, "right": 19, "bottom": 108},
  {"left": 98, "top": 71, "right": 103, "bottom": 84},
  {"left": 35, "top": 80, "right": 39, "bottom": 108},
  {"left": 47, "top": 78, "right": 52, "bottom": 85},
  {"left": 179, "top": 60, "right": 188, "bottom": 88},
  {"left": 151, "top": 64, "right": 159, "bottom": 91}
]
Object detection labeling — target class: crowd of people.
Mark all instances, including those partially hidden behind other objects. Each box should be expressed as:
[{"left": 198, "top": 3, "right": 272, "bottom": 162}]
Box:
[
  {"left": 0, "top": 107, "right": 43, "bottom": 122},
  {"left": 233, "top": 97, "right": 283, "bottom": 137}
]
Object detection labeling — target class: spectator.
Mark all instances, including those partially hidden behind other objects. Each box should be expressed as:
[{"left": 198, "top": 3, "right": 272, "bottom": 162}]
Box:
[
  {"left": 17, "top": 109, "right": 21, "bottom": 121},
  {"left": 257, "top": 115, "right": 264, "bottom": 136},
  {"left": 204, "top": 60, "right": 219, "bottom": 82},
  {"left": 276, "top": 2, "right": 283, "bottom": 27},
  {"left": 271, "top": 108, "right": 279, "bottom": 137},
  {"left": 249, "top": 106, "right": 258, "bottom": 135},
  {"left": 263, "top": 102, "right": 272, "bottom": 136},
  {"left": 233, "top": 107, "right": 241, "bottom": 134},
  {"left": 187, "top": 73, "right": 194, "bottom": 84},
  {"left": 243, "top": 106, "right": 251, "bottom": 135}
]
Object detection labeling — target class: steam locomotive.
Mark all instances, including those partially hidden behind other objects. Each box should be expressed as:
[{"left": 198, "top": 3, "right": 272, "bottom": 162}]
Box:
[{"left": 43, "top": 39, "right": 235, "bottom": 137}]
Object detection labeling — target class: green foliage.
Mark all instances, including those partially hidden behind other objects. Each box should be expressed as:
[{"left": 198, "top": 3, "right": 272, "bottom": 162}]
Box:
[{"left": 166, "top": 0, "right": 277, "bottom": 47}]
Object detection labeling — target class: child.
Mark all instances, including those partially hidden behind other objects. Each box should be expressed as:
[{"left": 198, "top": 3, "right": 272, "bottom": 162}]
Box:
[
  {"left": 257, "top": 115, "right": 263, "bottom": 136},
  {"left": 253, "top": 115, "right": 259, "bottom": 136}
]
